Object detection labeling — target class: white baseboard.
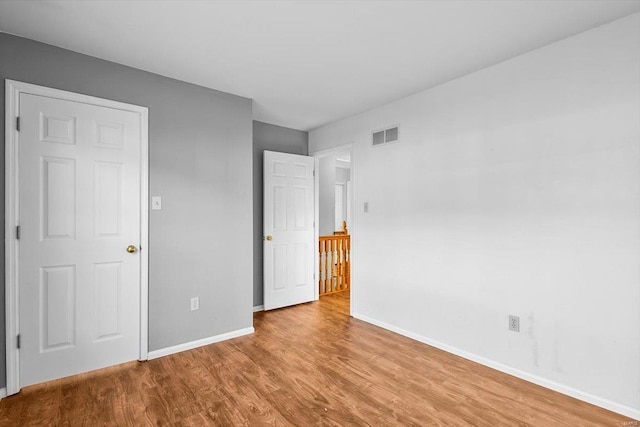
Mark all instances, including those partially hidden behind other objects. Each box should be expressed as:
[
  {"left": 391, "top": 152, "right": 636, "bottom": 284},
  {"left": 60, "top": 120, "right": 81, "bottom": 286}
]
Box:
[
  {"left": 253, "top": 305, "right": 264, "bottom": 312},
  {"left": 352, "top": 312, "right": 639, "bottom": 420},
  {"left": 147, "top": 327, "right": 254, "bottom": 360},
  {"left": 0, "top": 387, "right": 6, "bottom": 400}
]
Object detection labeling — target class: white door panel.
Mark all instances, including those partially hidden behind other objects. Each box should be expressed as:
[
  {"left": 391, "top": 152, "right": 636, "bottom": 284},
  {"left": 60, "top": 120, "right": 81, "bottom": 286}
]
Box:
[
  {"left": 19, "top": 93, "right": 141, "bottom": 386},
  {"left": 264, "top": 151, "right": 315, "bottom": 310}
]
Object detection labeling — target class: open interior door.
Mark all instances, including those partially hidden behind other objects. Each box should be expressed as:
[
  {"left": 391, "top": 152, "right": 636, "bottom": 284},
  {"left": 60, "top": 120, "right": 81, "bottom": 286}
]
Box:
[{"left": 263, "top": 151, "right": 315, "bottom": 310}]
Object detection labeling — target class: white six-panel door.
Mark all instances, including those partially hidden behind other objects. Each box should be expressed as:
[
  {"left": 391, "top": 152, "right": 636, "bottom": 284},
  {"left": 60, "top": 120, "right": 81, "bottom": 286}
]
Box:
[
  {"left": 18, "top": 93, "right": 142, "bottom": 387},
  {"left": 263, "top": 151, "right": 315, "bottom": 310}
]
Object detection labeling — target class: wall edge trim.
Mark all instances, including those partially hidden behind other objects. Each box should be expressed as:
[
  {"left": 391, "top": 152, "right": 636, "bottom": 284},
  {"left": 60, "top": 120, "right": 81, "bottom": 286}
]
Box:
[
  {"left": 352, "top": 312, "right": 639, "bottom": 420},
  {"left": 147, "top": 327, "right": 254, "bottom": 360}
]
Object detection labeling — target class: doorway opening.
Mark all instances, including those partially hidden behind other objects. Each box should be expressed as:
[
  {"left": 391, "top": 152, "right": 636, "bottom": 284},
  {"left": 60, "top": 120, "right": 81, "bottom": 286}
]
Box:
[{"left": 314, "top": 146, "right": 353, "bottom": 315}]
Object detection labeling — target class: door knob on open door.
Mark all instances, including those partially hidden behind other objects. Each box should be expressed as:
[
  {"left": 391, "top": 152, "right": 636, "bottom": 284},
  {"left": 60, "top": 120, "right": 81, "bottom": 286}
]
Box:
[
  {"left": 265, "top": 235, "right": 273, "bottom": 241},
  {"left": 126, "top": 245, "right": 138, "bottom": 253}
]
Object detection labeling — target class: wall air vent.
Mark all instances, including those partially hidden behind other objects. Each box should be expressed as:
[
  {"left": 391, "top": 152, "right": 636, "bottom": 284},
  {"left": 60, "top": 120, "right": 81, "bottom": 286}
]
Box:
[
  {"left": 371, "top": 125, "right": 400, "bottom": 147},
  {"left": 372, "top": 130, "right": 385, "bottom": 146}
]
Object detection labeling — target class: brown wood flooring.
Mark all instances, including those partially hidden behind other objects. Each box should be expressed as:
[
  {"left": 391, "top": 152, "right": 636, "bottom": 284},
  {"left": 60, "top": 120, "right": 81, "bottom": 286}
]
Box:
[{"left": 0, "top": 292, "right": 631, "bottom": 426}]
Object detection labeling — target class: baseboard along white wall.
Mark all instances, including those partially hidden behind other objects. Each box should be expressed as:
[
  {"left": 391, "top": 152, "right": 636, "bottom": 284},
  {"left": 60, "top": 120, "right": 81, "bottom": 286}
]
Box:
[{"left": 352, "top": 313, "right": 640, "bottom": 420}]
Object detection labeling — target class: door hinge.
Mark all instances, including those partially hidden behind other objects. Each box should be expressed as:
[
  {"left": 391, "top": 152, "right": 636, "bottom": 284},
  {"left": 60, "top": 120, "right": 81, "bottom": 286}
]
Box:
[
  {"left": 16, "top": 225, "right": 20, "bottom": 240},
  {"left": 16, "top": 116, "right": 20, "bottom": 132},
  {"left": 17, "top": 334, "right": 20, "bottom": 349},
  {"left": 313, "top": 170, "right": 315, "bottom": 177}
]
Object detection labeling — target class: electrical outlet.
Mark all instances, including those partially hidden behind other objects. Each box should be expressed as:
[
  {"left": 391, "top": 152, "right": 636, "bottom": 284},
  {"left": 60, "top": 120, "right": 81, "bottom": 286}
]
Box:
[
  {"left": 190, "top": 297, "right": 199, "bottom": 311},
  {"left": 509, "top": 315, "right": 520, "bottom": 332},
  {"left": 364, "top": 202, "right": 369, "bottom": 213}
]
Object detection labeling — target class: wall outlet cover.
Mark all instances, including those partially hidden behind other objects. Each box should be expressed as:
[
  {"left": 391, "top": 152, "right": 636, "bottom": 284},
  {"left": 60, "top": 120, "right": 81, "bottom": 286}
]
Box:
[{"left": 509, "top": 315, "right": 520, "bottom": 332}]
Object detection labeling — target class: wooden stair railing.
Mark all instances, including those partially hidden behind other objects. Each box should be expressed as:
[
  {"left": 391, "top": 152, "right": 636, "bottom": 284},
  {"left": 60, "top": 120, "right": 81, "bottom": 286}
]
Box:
[
  {"left": 319, "top": 222, "right": 350, "bottom": 296},
  {"left": 333, "top": 220, "right": 348, "bottom": 236}
]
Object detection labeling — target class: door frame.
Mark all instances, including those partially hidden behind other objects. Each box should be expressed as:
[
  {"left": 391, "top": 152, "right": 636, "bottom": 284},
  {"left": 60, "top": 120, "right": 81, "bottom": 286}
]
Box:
[
  {"left": 4, "top": 80, "right": 149, "bottom": 395},
  {"left": 311, "top": 143, "right": 354, "bottom": 313}
]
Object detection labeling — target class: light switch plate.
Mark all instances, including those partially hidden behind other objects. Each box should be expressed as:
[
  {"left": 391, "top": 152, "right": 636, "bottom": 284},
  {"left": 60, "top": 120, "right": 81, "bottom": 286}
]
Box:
[{"left": 152, "top": 196, "right": 162, "bottom": 210}]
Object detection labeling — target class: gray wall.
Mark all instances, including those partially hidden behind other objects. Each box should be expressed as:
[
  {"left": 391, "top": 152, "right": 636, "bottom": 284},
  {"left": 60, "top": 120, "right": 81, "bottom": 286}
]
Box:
[
  {"left": 252, "top": 121, "right": 308, "bottom": 307},
  {"left": 0, "top": 33, "right": 254, "bottom": 387}
]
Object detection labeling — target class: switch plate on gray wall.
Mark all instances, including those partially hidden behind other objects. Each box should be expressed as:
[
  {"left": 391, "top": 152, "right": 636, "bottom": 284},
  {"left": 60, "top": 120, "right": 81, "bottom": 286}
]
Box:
[{"left": 151, "top": 196, "right": 162, "bottom": 210}]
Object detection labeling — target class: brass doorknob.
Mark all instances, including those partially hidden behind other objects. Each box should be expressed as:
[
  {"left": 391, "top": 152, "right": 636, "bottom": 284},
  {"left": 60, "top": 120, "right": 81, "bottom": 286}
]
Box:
[
  {"left": 126, "top": 245, "right": 138, "bottom": 253},
  {"left": 265, "top": 235, "right": 273, "bottom": 241}
]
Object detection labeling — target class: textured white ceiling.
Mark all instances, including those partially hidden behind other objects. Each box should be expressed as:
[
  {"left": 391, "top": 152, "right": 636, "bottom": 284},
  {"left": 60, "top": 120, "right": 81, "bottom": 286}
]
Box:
[{"left": 1, "top": 1, "right": 638, "bottom": 131}]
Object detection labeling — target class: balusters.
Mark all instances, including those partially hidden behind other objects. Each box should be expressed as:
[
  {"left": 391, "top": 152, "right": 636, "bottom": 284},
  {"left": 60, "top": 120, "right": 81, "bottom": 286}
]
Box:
[
  {"left": 337, "top": 238, "right": 343, "bottom": 290},
  {"left": 318, "top": 233, "right": 351, "bottom": 296},
  {"left": 345, "top": 237, "right": 350, "bottom": 287},
  {"left": 319, "top": 239, "right": 326, "bottom": 294},
  {"left": 319, "top": 240, "right": 323, "bottom": 294},
  {"left": 327, "top": 239, "right": 333, "bottom": 292},
  {"left": 325, "top": 239, "right": 330, "bottom": 294},
  {"left": 332, "top": 239, "right": 336, "bottom": 292}
]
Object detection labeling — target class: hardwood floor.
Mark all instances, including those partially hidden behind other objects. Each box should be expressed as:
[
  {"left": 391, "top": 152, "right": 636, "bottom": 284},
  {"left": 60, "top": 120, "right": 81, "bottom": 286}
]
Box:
[{"left": 0, "top": 292, "right": 631, "bottom": 426}]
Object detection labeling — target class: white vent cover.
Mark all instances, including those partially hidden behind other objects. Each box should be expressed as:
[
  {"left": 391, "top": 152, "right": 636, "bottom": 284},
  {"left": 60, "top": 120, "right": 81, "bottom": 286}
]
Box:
[{"left": 372, "top": 125, "right": 400, "bottom": 146}]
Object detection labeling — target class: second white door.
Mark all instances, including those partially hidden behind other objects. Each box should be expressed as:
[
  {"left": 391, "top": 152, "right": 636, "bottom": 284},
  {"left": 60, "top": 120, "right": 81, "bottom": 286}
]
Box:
[
  {"left": 263, "top": 151, "right": 315, "bottom": 310},
  {"left": 18, "top": 92, "right": 143, "bottom": 387}
]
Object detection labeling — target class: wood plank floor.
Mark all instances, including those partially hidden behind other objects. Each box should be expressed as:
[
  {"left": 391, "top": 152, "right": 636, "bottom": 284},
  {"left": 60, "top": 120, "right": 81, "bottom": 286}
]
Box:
[{"left": 0, "top": 292, "right": 631, "bottom": 426}]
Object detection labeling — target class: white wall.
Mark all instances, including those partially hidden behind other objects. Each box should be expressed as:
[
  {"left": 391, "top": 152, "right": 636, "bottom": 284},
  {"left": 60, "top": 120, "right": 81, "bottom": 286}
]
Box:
[
  {"left": 319, "top": 156, "right": 336, "bottom": 235},
  {"left": 310, "top": 14, "right": 640, "bottom": 417},
  {"left": 335, "top": 166, "right": 351, "bottom": 229},
  {"left": 336, "top": 166, "right": 351, "bottom": 184}
]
